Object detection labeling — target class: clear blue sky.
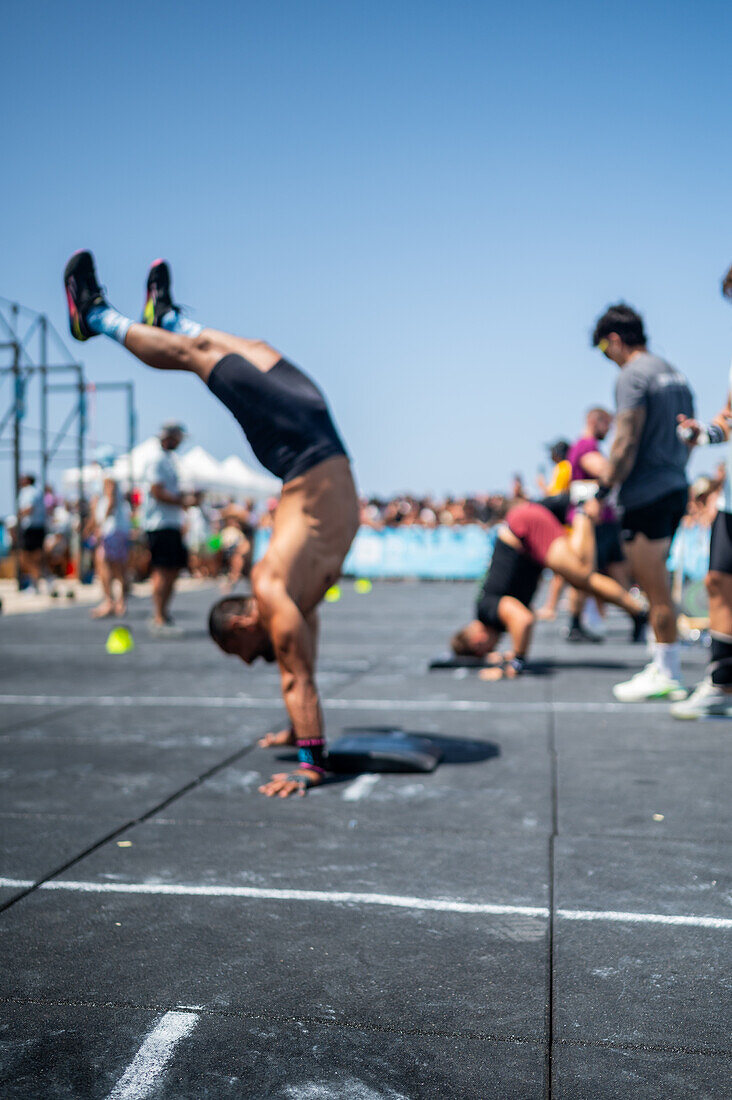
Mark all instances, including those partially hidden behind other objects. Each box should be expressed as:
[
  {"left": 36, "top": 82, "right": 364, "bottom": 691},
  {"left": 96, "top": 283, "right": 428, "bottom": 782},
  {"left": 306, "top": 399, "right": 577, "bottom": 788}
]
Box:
[{"left": 1, "top": 0, "right": 730, "bottom": 509}]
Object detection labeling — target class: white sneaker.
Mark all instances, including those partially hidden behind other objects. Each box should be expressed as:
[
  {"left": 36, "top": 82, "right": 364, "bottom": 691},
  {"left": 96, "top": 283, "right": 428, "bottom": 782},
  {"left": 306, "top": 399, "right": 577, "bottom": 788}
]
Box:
[
  {"left": 613, "top": 662, "right": 686, "bottom": 702},
  {"left": 670, "top": 678, "right": 732, "bottom": 719}
]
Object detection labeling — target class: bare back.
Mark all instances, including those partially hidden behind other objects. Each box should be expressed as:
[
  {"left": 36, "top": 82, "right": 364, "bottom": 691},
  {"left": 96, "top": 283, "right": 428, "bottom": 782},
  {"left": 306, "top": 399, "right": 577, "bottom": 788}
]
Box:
[{"left": 259, "top": 455, "right": 359, "bottom": 614}]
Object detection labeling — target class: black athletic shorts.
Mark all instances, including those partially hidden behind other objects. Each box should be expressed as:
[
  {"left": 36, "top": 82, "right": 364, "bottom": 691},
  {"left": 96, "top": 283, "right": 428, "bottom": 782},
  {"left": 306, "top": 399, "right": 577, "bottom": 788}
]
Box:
[
  {"left": 147, "top": 528, "right": 188, "bottom": 571},
  {"left": 595, "top": 521, "right": 624, "bottom": 571},
  {"left": 709, "top": 511, "right": 732, "bottom": 576},
  {"left": 20, "top": 526, "right": 45, "bottom": 553},
  {"left": 621, "top": 488, "right": 687, "bottom": 543}
]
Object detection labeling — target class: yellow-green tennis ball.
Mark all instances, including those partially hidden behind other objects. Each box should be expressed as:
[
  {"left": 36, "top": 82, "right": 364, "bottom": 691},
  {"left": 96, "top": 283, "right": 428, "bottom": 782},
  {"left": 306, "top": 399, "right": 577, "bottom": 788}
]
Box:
[
  {"left": 106, "top": 627, "right": 134, "bottom": 655},
  {"left": 354, "top": 578, "right": 372, "bottom": 594},
  {"left": 324, "top": 585, "right": 341, "bottom": 603}
]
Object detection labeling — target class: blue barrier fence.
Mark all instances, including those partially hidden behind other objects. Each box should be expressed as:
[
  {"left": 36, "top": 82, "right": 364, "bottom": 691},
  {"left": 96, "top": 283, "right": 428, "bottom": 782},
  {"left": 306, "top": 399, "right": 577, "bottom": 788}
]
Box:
[
  {"left": 255, "top": 525, "right": 496, "bottom": 579},
  {"left": 255, "top": 521, "right": 713, "bottom": 582}
]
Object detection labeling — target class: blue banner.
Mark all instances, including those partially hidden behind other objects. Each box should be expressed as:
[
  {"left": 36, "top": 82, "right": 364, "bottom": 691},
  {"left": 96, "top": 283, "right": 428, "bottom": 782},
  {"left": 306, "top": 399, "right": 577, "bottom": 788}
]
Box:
[
  {"left": 255, "top": 524, "right": 497, "bottom": 579},
  {"left": 254, "top": 522, "right": 712, "bottom": 582}
]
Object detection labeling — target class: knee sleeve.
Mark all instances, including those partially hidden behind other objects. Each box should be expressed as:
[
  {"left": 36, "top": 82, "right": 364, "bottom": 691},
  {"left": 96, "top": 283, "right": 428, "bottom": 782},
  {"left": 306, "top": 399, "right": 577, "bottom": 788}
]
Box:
[{"left": 710, "top": 636, "right": 732, "bottom": 686}]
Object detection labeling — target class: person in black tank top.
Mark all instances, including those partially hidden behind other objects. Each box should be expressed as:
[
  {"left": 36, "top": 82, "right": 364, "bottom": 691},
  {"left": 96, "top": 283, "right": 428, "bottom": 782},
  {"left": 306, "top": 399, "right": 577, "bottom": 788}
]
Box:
[{"left": 64, "top": 251, "right": 359, "bottom": 799}]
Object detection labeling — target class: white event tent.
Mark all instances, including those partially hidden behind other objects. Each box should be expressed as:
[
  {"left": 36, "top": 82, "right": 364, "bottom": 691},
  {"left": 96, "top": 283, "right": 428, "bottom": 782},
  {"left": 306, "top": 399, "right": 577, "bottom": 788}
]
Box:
[{"left": 61, "top": 437, "right": 280, "bottom": 501}]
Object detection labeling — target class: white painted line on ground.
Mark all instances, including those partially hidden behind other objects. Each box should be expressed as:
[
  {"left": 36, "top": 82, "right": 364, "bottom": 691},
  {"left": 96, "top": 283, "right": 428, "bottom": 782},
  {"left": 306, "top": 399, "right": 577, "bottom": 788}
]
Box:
[
  {"left": 0, "top": 693, "right": 661, "bottom": 714},
  {"left": 0, "top": 878, "right": 546, "bottom": 917},
  {"left": 342, "top": 774, "right": 381, "bottom": 801},
  {"left": 556, "top": 908, "right": 732, "bottom": 930},
  {"left": 106, "top": 1009, "right": 199, "bottom": 1100},
  {"left": 1, "top": 877, "right": 730, "bottom": 930}
]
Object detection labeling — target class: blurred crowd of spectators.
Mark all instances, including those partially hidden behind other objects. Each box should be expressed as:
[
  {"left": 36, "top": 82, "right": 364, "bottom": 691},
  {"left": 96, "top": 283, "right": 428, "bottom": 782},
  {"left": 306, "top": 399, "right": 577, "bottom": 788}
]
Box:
[{"left": 2, "top": 464, "right": 724, "bottom": 595}]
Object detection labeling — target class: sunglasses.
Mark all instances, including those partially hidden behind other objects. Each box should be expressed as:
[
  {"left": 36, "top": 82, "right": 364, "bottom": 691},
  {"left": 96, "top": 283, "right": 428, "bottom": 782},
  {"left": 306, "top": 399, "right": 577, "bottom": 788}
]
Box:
[{"left": 597, "top": 338, "right": 610, "bottom": 353}]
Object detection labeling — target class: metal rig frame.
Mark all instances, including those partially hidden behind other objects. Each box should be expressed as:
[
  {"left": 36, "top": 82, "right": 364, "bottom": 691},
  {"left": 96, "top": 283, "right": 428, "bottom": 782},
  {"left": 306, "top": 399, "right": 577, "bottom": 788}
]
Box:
[{"left": 0, "top": 298, "right": 136, "bottom": 586}]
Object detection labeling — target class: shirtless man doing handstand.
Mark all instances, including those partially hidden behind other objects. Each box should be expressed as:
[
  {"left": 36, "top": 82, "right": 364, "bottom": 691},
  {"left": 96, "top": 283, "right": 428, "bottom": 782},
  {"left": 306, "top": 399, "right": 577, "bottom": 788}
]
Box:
[{"left": 65, "top": 251, "right": 359, "bottom": 797}]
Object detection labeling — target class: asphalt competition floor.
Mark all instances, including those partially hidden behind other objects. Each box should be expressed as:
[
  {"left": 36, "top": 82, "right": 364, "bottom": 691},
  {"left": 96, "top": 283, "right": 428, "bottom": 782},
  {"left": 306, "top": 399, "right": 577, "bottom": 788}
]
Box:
[{"left": 0, "top": 581, "right": 729, "bottom": 1099}]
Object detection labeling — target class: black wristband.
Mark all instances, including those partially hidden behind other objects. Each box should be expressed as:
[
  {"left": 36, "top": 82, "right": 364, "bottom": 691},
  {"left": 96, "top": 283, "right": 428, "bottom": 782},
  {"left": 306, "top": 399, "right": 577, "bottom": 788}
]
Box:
[{"left": 595, "top": 484, "right": 611, "bottom": 501}]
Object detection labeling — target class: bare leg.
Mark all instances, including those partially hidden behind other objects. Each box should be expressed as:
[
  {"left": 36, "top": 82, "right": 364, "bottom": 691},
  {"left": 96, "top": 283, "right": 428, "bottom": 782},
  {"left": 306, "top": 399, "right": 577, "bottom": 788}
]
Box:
[
  {"left": 705, "top": 571, "right": 732, "bottom": 694},
  {"left": 545, "top": 538, "right": 642, "bottom": 618},
  {"left": 536, "top": 573, "right": 564, "bottom": 620},
  {"left": 622, "top": 535, "right": 675, "bottom": 643},
  {"left": 122, "top": 325, "right": 281, "bottom": 383},
  {"left": 92, "top": 550, "right": 115, "bottom": 617},
  {"left": 109, "top": 562, "right": 127, "bottom": 615},
  {"left": 151, "top": 567, "right": 179, "bottom": 624},
  {"left": 568, "top": 512, "right": 596, "bottom": 619},
  {"left": 608, "top": 559, "right": 631, "bottom": 590}
]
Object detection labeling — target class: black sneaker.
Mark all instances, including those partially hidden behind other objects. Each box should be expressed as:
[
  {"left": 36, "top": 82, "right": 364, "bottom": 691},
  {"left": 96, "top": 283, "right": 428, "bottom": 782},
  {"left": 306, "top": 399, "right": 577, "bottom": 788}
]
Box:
[
  {"left": 143, "top": 259, "right": 175, "bottom": 326},
  {"left": 631, "top": 609, "right": 649, "bottom": 644},
  {"left": 566, "top": 623, "right": 604, "bottom": 644},
  {"left": 63, "top": 250, "right": 105, "bottom": 341}
]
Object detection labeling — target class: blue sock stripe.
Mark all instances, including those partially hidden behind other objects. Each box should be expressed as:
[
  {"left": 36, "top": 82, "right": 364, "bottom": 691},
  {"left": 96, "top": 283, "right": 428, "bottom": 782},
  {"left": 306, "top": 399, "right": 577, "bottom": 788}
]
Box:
[
  {"left": 161, "top": 310, "right": 203, "bottom": 338},
  {"left": 86, "top": 304, "right": 133, "bottom": 346}
]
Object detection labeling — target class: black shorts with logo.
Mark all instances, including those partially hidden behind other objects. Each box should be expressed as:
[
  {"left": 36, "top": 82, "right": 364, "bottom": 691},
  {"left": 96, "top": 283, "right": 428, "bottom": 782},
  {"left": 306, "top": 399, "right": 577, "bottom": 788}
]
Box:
[
  {"left": 621, "top": 488, "right": 687, "bottom": 543},
  {"left": 147, "top": 528, "right": 188, "bottom": 571},
  {"left": 21, "top": 526, "right": 46, "bottom": 553}
]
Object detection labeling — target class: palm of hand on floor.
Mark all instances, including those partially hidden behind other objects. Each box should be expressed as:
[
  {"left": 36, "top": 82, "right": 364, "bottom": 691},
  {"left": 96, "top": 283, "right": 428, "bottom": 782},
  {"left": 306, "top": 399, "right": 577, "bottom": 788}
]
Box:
[
  {"left": 257, "top": 728, "right": 296, "bottom": 748},
  {"left": 258, "top": 768, "right": 324, "bottom": 798}
]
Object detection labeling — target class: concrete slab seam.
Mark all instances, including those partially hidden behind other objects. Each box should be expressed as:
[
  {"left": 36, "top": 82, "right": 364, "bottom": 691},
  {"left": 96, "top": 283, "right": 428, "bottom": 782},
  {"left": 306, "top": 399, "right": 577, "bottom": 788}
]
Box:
[
  {"left": 0, "top": 994, "right": 729, "bottom": 1057},
  {"left": 0, "top": 994, "right": 543, "bottom": 1044}
]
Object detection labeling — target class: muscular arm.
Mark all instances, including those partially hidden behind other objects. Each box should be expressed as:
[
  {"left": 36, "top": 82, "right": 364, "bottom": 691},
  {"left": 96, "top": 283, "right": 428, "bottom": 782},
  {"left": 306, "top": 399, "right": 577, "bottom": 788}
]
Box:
[
  {"left": 268, "top": 599, "right": 322, "bottom": 743},
  {"left": 578, "top": 451, "right": 611, "bottom": 481},
  {"left": 497, "top": 596, "right": 534, "bottom": 658},
  {"left": 607, "top": 406, "right": 646, "bottom": 486},
  {"left": 254, "top": 573, "right": 325, "bottom": 796}
]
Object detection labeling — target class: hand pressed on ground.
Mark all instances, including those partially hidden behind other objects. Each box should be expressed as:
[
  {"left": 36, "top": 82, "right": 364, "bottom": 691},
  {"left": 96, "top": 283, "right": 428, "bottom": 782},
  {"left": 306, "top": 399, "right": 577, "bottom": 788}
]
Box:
[
  {"left": 258, "top": 767, "right": 326, "bottom": 798},
  {"left": 257, "top": 727, "right": 297, "bottom": 748}
]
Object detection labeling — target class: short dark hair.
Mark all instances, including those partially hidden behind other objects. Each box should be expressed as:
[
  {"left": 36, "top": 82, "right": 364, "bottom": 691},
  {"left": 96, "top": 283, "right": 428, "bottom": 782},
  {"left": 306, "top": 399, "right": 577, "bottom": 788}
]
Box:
[
  {"left": 723, "top": 264, "right": 732, "bottom": 301},
  {"left": 451, "top": 627, "right": 477, "bottom": 657},
  {"left": 208, "top": 595, "right": 255, "bottom": 646},
  {"left": 22, "top": 473, "right": 36, "bottom": 485},
  {"left": 592, "top": 303, "right": 647, "bottom": 348},
  {"left": 549, "top": 440, "right": 569, "bottom": 463}
]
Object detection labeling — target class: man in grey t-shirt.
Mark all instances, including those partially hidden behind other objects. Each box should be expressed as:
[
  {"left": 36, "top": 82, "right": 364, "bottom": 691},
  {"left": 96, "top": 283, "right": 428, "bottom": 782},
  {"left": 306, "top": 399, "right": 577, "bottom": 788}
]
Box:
[{"left": 588, "top": 303, "right": 694, "bottom": 703}]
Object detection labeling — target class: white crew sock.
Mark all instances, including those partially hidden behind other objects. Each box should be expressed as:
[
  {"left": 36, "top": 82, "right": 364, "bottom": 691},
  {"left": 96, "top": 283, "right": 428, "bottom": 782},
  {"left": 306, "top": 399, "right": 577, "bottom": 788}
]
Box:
[{"left": 654, "top": 642, "right": 681, "bottom": 682}]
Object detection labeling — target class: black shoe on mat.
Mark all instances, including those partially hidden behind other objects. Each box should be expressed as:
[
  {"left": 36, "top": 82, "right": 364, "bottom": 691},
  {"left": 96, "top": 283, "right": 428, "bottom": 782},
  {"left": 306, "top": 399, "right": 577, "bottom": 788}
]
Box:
[
  {"left": 63, "top": 250, "right": 106, "bottom": 341},
  {"left": 143, "top": 259, "right": 176, "bottom": 326}
]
